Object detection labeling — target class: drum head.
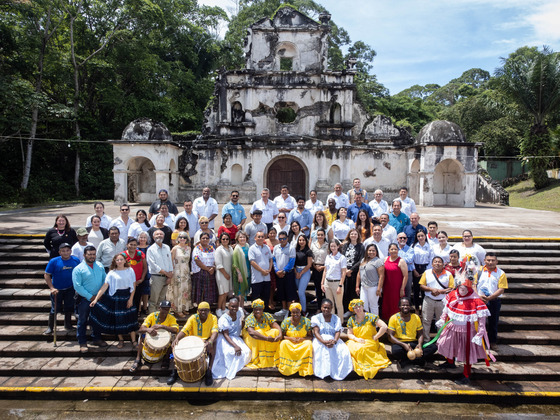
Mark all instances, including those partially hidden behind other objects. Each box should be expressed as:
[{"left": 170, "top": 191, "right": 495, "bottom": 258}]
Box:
[
  {"left": 174, "top": 336, "right": 205, "bottom": 362},
  {"left": 145, "top": 329, "right": 171, "bottom": 350}
]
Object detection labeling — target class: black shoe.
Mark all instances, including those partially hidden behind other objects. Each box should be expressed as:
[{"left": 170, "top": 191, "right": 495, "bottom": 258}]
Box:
[
  {"left": 161, "top": 358, "right": 170, "bottom": 371},
  {"left": 167, "top": 369, "right": 178, "bottom": 385},
  {"left": 64, "top": 313, "right": 76, "bottom": 331},
  {"left": 204, "top": 369, "right": 213, "bottom": 386},
  {"left": 43, "top": 314, "right": 55, "bottom": 335},
  {"left": 437, "top": 361, "right": 456, "bottom": 369},
  {"left": 455, "top": 376, "right": 470, "bottom": 385}
]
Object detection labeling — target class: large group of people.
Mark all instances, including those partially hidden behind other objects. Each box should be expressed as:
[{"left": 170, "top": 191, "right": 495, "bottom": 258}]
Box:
[{"left": 42, "top": 182, "right": 508, "bottom": 385}]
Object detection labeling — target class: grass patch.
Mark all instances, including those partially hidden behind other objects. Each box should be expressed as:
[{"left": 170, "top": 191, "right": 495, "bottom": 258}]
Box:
[{"left": 506, "top": 178, "right": 560, "bottom": 212}]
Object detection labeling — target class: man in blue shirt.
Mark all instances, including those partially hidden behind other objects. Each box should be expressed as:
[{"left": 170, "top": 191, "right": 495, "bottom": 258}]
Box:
[
  {"left": 221, "top": 190, "right": 247, "bottom": 229},
  {"left": 389, "top": 200, "right": 410, "bottom": 234},
  {"left": 72, "top": 245, "right": 107, "bottom": 353},
  {"left": 272, "top": 231, "right": 297, "bottom": 317},
  {"left": 287, "top": 196, "right": 313, "bottom": 236},
  {"left": 403, "top": 213, "right": 427, "bottom": 245},
  {"left": 347, "top": 191, "right": 373, "bottom": 223},
  {"left": 44, "top": 243, "right": 80, "bottom": 335}
]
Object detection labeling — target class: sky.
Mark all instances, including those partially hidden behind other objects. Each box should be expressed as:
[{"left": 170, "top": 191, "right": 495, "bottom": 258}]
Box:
[{"left": 199, "top": 0, "right": 560, "bottom": 94}]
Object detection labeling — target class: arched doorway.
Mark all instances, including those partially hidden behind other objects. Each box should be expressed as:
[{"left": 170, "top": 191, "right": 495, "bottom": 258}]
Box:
[
  {"left": 266, "top": 157, "right": 307, "bottom": 199},
  {"left": 433, "top": 159, "right": 464, "bottom": 206},
  {"left": 127, "top": 157, "right": 156, "bottom": 203}
]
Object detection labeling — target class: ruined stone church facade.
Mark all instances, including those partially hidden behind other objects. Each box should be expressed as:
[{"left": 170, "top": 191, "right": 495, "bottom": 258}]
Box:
[{"left": 112, "top": 6, "right": 479, "bottom": 207}]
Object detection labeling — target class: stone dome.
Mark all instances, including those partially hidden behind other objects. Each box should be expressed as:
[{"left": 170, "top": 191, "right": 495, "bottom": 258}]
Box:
[
  {"left": 121, "top": 118, "right": 172, "bottom": 142},
  {"left": 416, "top": 120, "right": 466, "bottom": 145}
]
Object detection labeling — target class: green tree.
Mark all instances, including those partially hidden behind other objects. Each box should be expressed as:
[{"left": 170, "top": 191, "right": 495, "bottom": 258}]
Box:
[{"left": 495, "top": 46, "right": 560, "bottom": 189}]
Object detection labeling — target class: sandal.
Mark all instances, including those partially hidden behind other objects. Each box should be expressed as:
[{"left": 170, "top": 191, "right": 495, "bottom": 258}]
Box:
[
  {"left": 132, "top": 341, "right": 138, "bottom": 350},
  {"left": 117, "top": 341, "right": 124, "bottom": 349},
  {"left": 129, "top": 359, "right": 141, "bottom": 373}
]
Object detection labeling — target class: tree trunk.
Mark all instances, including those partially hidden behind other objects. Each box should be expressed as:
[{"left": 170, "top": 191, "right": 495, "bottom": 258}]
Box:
[
  {"left": 74, "top": 150, "right": 80, "bottom": 197},
  {"left": 526, "top": 128, "right": 551, "bottom": 190}
]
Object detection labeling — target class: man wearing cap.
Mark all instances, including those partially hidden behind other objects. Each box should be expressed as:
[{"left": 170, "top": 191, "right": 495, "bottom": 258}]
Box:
[
  {"left": 71, "top": 227, "right": 94, "bottom": 262},
  {"left": 149, "top": 189, "right": 179, "bottom": 219},
  {"left": 129, "top": 300, "right": 179, "bottom": 373},
  {"left": 44, "top": 243, "right": 80, "bottom": 335},
  {"left": 72, "top": 246, "right": 107, "bottom": 352},
  {"left": 169, "top": 302, "right": 218, "bottom": 386}
]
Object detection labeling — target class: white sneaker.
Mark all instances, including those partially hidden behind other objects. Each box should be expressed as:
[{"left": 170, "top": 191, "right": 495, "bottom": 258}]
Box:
[
  {"left": 274, "top": 309, "right": 288, "bottom": 317},
  {"left": 216, "top": 309, "right": 223, "bottom": 317}
]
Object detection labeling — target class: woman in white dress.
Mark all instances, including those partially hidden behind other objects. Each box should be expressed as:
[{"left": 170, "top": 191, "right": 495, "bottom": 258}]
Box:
[
  {"left": 310, "top": 298, "right": 353, "bottom": 380},
  {"left": 215, "top": 232, "right": 234, "bottom": 317},
  {"left": 213, "top": 297, "right": 251, "bottom": 380}
]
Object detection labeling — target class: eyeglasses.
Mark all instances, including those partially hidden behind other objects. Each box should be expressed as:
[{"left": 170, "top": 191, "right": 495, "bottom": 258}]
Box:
[
  {"left": 121, "top": 209, "right": 129, "bottom": 212},
  {"left": 231, "top": 195, "right": 239, "bottom": 198},
  {"left": 279, "top": 237, "right": 288, "bottom": 241},
  {"left": 398, "top": 237, "right": 407, "bottom": 240},
  {"left": 200, "top": 222, "right": 209, "bottom": 225},
  {"left": 278, "top": 216, "right": 285, "bottom": 219},
  {"left": 463, "top": 235, "right": 472, "bottom": 238}
]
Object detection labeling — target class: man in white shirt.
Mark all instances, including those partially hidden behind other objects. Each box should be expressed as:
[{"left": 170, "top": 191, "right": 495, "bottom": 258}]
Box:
[
  {"left": 379, "top": 213, "right": 397, "bottom": 244},
  {"left": 109, "top": 204, "right": 134, "bottom": 241},
  {"left": 146, "top": 229, "right": 173, "bottom": 313},
  {"left": 363, "top": 225, "right": 390, "bottom": 259},
  {"left": 96, "top": 227, "right": 126, "bottom": 271},
  {"left": 176, "top": 199, "right": 199, "bottom": 240},
  {"left": 251, "top": 188, "right": 279, "bottom": 231},
  {"left": 398, "top": 187, "right": 417, "bottom": 217},
  {"left": 370, "top": 189, "right": 390, "bottom": 219},
  {"left": 248, "top": 232, "right": 273, "bottom": 303},
  {"left": 427, "top": 221, "right": 439, "bottom": 247},
  {"left": 304, "top": 190, "right": 324, "bottom": 217},
  {"left": 327, "top": 183, "right": 349, "bottom": 209},
  {"left": 148, "top": 203, "right": 176, "bottom": 227},
  {"left": 192, "top": 187, "right": 219, "bottom": 229},
  {"left": 274, "top": 185, "right": 297, "bottom": 214}
]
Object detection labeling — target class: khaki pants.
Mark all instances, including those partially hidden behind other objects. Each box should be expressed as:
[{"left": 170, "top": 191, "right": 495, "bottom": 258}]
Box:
[
  {"left": 324, "top": 280, "right": 344, "bottom": 320},
  {"left": 149, "top": 274, "right": 168, "bottom": 314},
  {"left": 421, "top": 296, "right": 444, "bottom": 341}
]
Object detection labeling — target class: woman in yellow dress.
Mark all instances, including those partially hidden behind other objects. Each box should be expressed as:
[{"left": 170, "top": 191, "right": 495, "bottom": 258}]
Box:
[
  {"left": 278, "top": 302, "right": 314, "bottom": 377},
  {"left": 243, "top": 299, "right": 282, "bottom": 368},
  {"left": 346, "top": 299, "right": 391, "bottom": 379}
]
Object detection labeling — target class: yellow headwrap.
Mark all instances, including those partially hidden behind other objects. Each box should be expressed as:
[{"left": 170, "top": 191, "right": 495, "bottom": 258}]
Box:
[
  {"left": 289, "top": 302, "right": 302, "bottom": 313},
  {"left": 252, "top": 299, "right": 265, "bottom": 309},
  {"left": 198, "top": 302, "right": 210, "bottom": 310},
  {"left": 348, "top": 299, "right": 364, "bottom": 312}
]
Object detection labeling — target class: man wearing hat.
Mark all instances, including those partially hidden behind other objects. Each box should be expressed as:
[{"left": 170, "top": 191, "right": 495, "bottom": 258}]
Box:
[
  {"left": 71, "top": 227, "right": 94, "bottom": 262},
  {"left": 129, "top": 300, "right": 179, "bottom": 373},
  {"left": 149, "top": 189, "right": 179, "bottom": 219},
  {"left": 44, "top": 243, "right": 80, "bottom": 334},
  {"left": 168, "top": 302, "right": 218, "bottom": 386}
]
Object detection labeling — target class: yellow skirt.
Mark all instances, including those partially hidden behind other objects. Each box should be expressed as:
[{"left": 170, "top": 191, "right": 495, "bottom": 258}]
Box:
[
  {"left": 243, "top": 327, "right": 280, "bottom": 369},
  {"left": 278, "top": 339, "right": 314, "bottom": 377},
  {"left": 346, "top": 339, "right": 391, "bottom": 380}
]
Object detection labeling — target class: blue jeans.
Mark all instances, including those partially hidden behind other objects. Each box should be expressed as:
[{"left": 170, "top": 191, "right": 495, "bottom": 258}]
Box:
[
  {"left": 486, "top": 298, "right": 502, "bottom": 344},
  {"left": 295, "top": 266, "right": 311, "bottom": 312},
  {"left": 76, "top": 296, "right": 101, "bottom": 345},
  {"left": 50, "top": 287, "right": 75, "bottom": 314}
]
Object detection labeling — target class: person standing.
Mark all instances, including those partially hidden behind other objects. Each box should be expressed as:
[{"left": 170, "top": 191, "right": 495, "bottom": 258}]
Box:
[
  {"left": 248, "top": 232, "right": 273, "bottom": 303},
  {"left": 274, "top": 185, "right": 297, "bottom": 214},
  {"left": 72, "top": 246, "right": 107, "bottom": 353},
  {"left": 272, "top": 231, "right": 297, "bottom": 318},
  {"left": 96, "top": 226, "right": 126, "bottom": 272},
  {"left": 356, "top": 244, "right": 384, "bottom": 315},
  {"left": 176, "top": 198, "right": 199, "bottom": 240},
  {"left": 379, "top": 213, "right": 397, "bottom": 244},
  {"left": 148, "top": 189, "right": 178, "bottom": 219},
  {"left": 110, "top": 204, "right": 134, "bottom": 241},
  {"left": 222, "top": 190, "right": 247, "bottom": 229},
  {"left": 382, "top": 244, "right": 408, "bottom": 321},
  {"left": 122, "top": 237, "right": 148, "bottom": 317},
  {"left": 347, "top": 178, "right": 368, "bottom": 204},
  {"left": 370, "top": 190, "right": 389, "bottom": 219},
  {"left": 346, "top": 192, "right": 373, "bottom": 223},
  {"left": 215, "top": 233, "right": 234, "bottom": 317},
  {"left": 321, "top": 240, "right": 347, "bottom": 319},
  {"left": 305, "top": 190, "right": 324, "bottom": 217},
  {"left": 148, "top": 203, "right": 175, "bottom": 227},
  {"left": 403, "top": 213, "right": 427, "bottom": 246},
  {"left": 44, "top": 243, "right": 80, "bottom": 334},
  {"left": 146, "top": 229, "right": 173, "bottom": 313},
  {"left": 86, "top": 215, "right": 108, "bottom": 250},
  {"left": 251, "top": 188, "right": 279, "bottom": 231},
  {"left": 388, "top": 200, "right": 410, "bottom": 234},
  {"left": 85, "top": 202, "right": 113, "bottom": 230},
  {"left": 341, "top": 229, "right": 364, "bottom": 318},
  {"left": 244, "top": 210, "right": 268, "bottom": 245},
  {"left": 44, "top": 214, "right": 78, "bottom": 259},
  {"left": 328, "top": 183, "right": 349, "bottom": 210},
  {"left": 324, "top": 198, "right": 338, "bottom": 226},
  {"left": 477, "top": 252, "right": 508, "bottom": 351},
  {"left": 397, "top": 187, "right": 417, "bottom": 217},
  {"left": 193, "top": 187, "right": 219, "bottom": 230},
  {"left": 167, "top": 232, "right": 192, "bottom": 316},
  {"left": 288, "top": 196, "right": 313, "bottom": 237},
  {"left": 71, "top": 227, "right": 93, "bottom": 262},
  {"left": 363, "top": 225, "right": 390, "bottom": 260}
]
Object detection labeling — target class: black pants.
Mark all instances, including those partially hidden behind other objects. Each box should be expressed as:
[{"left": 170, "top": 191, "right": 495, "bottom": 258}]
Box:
[
  {"left": 276, "top": 270, "right": 297, "bottom": 302},
  {"left": 311, "top": 266, "right": 324, "bottom": 306},
  {"left": 391, "top": 340, "right": 437, "bottom": 362},
  {"left": 251, "top": 281, "right": 271, "bottom": 305},
  {"left": 413, "top": 264, "right": 428, "bottom": 311},
  {"left": 343, "top": 269, "right": 359, "bottom": 312}
]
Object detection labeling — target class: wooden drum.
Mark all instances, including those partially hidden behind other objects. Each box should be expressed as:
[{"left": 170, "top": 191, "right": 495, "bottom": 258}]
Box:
[
  {"left": 173, "top": 336, "right": 207, "bottom": 383},
  {"left": 142, "top": 330, "right": 171, "bottom": 363}
]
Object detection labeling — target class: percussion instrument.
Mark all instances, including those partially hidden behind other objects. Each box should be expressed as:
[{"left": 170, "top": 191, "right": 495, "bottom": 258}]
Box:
[
  {"left": 173, "top": 336, "right": 207, "bottom": 382},
  {"left": 413, "top": 348, "right": 423, "bottom": 358},
  {"left": 407, "top": 350, "right": 416, "bottom": 360},
  {"left": 142, "top": 329, "right": 171, "bottom": 363}
]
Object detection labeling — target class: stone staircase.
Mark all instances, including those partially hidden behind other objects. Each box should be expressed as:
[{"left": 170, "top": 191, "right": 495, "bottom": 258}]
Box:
[{"left": 0, "top": 235, "right": 559, "bottom": 402}]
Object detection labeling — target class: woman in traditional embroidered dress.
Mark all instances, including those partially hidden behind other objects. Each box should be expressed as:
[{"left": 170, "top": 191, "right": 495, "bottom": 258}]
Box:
[
  {"left": 232, "top": 231, "right": 250, "bottom": 309},
  {"left": 382, "top": 243, "right": 407, "bottom": 321},
  {"left": 278, "top": 302, "right": 313, "bottom": 377},
  {"left": 213, "top": 297, "right": 251, "bottom": 380},
  {"left": 243, "top": 299, "right": 282, "bottom": 368},
  {"left": 168, "top": 231, "right": 192, "bottom": 316},
  {"left": 122, "top": 237, "right": 147, "bottom": 317},
  {"left": 90, "top": 254, "right": 139, "bottom": 349},
  {"left": 191, "top": 232, "right": 218, "bottom": 305},
  {"left": 310, "top": 299, "right": 352, "bottom": 380},
  {"left": 436, "top": 276, "right": 493, "bottom": 384},
  {"left": 215, "top": 232, "right": 234, "bottom": 317},
  {"left": 346, "top": 299, "right": 391, "bottom": 379}
]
